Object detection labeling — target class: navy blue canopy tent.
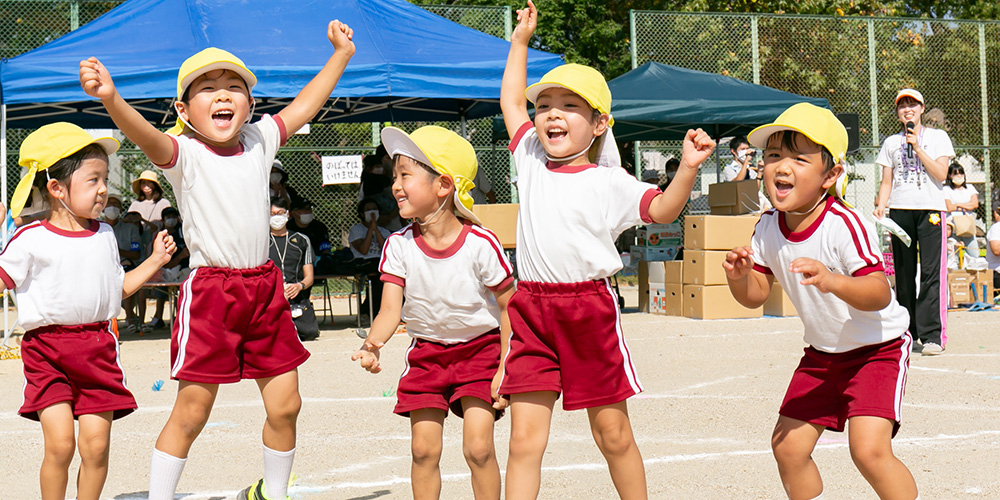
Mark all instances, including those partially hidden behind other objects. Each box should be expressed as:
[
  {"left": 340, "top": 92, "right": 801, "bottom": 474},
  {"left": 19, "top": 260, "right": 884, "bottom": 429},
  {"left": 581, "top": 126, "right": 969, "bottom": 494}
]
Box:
[
  {"left": 0, "top": 0, "right": 563, "bottom": 129},
  {"left": 609, "top": 62, "right": 832, "bottom": 141}
]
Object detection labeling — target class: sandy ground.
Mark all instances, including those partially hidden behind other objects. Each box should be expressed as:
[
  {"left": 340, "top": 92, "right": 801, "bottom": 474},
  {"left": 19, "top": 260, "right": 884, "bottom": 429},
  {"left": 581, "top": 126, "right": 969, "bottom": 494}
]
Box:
[{"left": 1, "top": 287, "right": 999, "bottom": 500}]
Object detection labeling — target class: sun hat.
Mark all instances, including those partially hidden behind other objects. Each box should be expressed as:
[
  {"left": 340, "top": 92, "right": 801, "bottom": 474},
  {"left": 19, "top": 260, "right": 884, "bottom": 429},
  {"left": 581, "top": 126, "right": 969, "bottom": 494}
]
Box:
[
  {"left": 107, "top": 192, "right": 123, "bottom": 203},
  {"left": 525, "top": 64, "right": 614, "bottom": 127},
  {"left": 131, "top": 170, "right": 163, "bottom": 197},
  {"left": 380, "top": 125, "right": 481, "bottom": 225},
  {"left": 748, "top": 102, "right": 848, "bottom": 164},
  {"left": 894, "top": 88, "right": 924, "bottom": 106},
  {"left": 166, "top": 47, "right": 257, "bottom": 135},
  {"left": 13, "top": 122, "right": 119, "bottom": 217},
  {"left": 641, "top": 169, "right": 660, "bottom": 182}
]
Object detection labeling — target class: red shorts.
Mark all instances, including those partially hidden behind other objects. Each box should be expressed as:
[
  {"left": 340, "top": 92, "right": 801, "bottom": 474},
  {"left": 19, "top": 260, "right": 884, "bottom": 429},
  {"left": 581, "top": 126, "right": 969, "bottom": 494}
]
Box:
[
  {"left": 780, "top": 333, "right": 912, "bottom": 435},
  {"left": 19, "top": 322, "right": 136, "bottom": 421},
  {"left": 499, "top": 280, "right": 643, "bottom": 410},
  {"left": 395, "top": 330, "right": 502, "bottom": 419},
  {"left": 170, "top": 262, "right": 310, "bottom": 383}
]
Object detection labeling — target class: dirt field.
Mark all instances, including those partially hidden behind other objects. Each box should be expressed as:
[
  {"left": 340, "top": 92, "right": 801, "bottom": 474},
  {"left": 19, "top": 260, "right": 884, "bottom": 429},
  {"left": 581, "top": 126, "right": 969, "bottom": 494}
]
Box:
[{"left": 0, "top": 288, "right": 998, "bottom": 499}]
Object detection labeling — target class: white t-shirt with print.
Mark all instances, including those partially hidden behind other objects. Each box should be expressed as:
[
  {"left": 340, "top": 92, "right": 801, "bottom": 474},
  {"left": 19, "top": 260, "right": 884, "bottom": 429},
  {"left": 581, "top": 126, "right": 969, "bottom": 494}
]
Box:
[
  {"left": 508, "top": 122, "right": 660, "bottom": 283},
  {"left": 751, "top": 197, "right": 910, "bottom": 353},
  {"left": 159, "top": 115, "right": 285, "bottom": 269},
  {"left": 379, "top": 221, "right": 514, "bottom": 344},
  {"left": 0, "top": 220, "right": 124, "bottom": 331},
  {"left": 876, "top": 127, "right": 955, "bottom": 211}
]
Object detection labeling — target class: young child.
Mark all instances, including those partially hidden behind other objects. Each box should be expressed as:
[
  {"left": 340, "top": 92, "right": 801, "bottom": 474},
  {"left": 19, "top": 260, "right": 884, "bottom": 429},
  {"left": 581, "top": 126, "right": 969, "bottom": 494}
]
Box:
[
  {"left": 79, "top": 21, "right": 355, "bottom": 500},
  {"left": 351, "top": 126, "right": 515, "bottom": 500},
  {"left": 498, "top": 2, "right": 715, "bottom": 498},
  {"left": 723, "top": 103, "right": 918, "bottom": 500},
  {"left": 1, "top": 122, "right": 175, "bottom": 500}
]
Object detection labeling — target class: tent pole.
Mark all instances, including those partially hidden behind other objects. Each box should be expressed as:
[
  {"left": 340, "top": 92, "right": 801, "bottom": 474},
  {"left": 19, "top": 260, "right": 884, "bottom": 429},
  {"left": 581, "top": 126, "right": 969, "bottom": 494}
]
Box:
[
  {"left": 460, "top": 115, "right": 467, "bottom": 138},
  {"left": 1, "top": 103, "right": 8, "bottom": 344}
]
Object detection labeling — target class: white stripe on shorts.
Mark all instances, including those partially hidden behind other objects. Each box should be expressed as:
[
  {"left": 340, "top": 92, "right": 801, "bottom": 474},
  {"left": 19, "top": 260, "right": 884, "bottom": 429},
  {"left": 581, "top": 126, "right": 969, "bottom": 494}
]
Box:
[
  {"left": 603, "top": 278, "right": 643, "bottom": 395},
  {"left": 170, "top": 269, "right": 198, "bottom": 378},
  {"left": 894, "top": 332, "right": 912, "bottom": 422}
]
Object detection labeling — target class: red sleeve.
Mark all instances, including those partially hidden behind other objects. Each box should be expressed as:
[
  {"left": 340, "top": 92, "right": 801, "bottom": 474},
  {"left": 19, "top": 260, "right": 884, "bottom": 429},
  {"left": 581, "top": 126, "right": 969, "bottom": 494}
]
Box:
[
  {"left": 508, "top": 121, "right": 534, "bottom": 153},
  {"left": 380, "top": 273, "right": 404, "bottom": 287},
  {"left": 851, "top": 263, "right": 885, "bottom": 277},
  {"left": 752, "top": 264, "right": 773, "bottom": 275},
  {"left": 154, "top": 136, "right": 180, "bottom": 169},
  {"left": 638, "top": 188, "right": 662, "bottom": 224},
  {"left": 0, "top": 267, "right": 15, "bottom": 290},
  {"left": 488, "top": 275, "right": 515, "bottom": 292},
  {"left": 274, "top": 115, "right": 289, "bottom": 147}
]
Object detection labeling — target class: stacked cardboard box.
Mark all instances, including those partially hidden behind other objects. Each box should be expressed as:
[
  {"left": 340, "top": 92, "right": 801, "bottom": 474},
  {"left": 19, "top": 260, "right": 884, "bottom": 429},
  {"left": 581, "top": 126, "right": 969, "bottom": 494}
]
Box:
[
  {"left": 708, "top": 180, "right": 760, "bottom": 215},
  {"left": 631, "top": 222, "right": 683, "bottom": 263},
  {"left": 471, "top": 203, "right": 518, "bottom": 249},
  {"left": 764, "top": 282, "right": 797, "bottom": 317},
  {"left": 947, "top": 269, "right": 995, "bottom": 308},
  {"left": 642, "top": 261, "right": 684, "bottom": 316},
  {"left": 681, "top": 215, "right": 763, "bottom": 319}
]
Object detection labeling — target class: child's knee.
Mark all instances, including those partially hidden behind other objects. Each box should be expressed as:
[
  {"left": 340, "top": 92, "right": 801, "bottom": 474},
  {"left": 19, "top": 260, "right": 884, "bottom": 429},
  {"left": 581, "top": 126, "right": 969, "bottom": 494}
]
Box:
[
  {"left": 266, "top": 393, "right": 302, "bottom": 426},
  {"left": 849, "top": 441, "right": 892, "bottom": 470},
  {"left": 771, "top": 435, "right": 807, "bottom": 467},
  {"left": 411, "top": 436, "right": 443, "bottom": 465},
  {"left": 44, "top": 435, "right": 76, "bottom": 465},
  {"left": 462, "top": 435, "right": 496, "bottom": 468},
  {"left": 508, "top": 428, "right": 547, "bottom": 459},
  {"left": 591, "top": 420, "right": 635, "bottom": 457},
  {"left": 77, "top": 432, "right": 110, "bottom": 464}
]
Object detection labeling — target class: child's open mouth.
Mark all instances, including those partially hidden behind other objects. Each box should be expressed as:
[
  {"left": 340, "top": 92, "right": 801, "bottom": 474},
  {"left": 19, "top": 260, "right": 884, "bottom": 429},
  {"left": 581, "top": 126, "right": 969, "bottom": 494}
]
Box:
[
  {"left": 547, "top": 127, "right": 567, "bottom": 142},
  {"left": 212, "top": 110, "right": 234, "bottom": 127},
  {"left": 774, "top": 180, "right": 793, "bottom": 198}
]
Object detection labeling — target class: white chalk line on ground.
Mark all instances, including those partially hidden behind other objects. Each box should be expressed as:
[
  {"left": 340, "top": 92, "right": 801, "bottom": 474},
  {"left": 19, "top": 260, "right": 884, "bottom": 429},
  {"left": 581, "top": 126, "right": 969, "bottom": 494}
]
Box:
[{"left": 909, "top": 365, "right": 995, "bottom": 377}]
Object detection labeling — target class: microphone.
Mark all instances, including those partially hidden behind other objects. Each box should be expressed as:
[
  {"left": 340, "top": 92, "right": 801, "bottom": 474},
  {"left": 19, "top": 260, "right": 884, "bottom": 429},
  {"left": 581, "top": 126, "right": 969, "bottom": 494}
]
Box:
[{"left": 905, "top": 121, "right": 915, "bottom": 158}]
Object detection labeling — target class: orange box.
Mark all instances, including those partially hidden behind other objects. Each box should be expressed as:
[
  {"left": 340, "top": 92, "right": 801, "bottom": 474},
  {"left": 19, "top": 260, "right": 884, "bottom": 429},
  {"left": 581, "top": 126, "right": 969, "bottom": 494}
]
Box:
[{"left": 682, "top": 284, "right": 763, "bottom": 320}]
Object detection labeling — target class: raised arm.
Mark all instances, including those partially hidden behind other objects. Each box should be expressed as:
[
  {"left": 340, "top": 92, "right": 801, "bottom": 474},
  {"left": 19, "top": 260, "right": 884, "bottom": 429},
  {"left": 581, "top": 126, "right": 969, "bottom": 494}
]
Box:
[
  {"left": 276, "top": 21, "right": 355, "bottom": 136},
  {"left": 500, "top": 0, "right": 536, "bottom": 139},
  {"left": 80, "top": 57, "right": 175, "bottom": 165},
  {"left": 647, "top": 128, "right": 716, "bottom": 223}
]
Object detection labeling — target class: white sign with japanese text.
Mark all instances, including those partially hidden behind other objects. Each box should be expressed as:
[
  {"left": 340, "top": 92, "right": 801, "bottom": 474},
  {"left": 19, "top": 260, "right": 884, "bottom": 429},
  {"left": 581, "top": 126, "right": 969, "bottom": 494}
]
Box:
[{"left": 321, "top": 155, "right": 363, "bottom": 185}]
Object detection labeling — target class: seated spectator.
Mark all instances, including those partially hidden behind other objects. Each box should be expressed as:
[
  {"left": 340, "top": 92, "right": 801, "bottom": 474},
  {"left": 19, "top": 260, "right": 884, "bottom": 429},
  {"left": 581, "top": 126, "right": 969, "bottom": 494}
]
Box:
[
  {"left": 722, "top": 135, "right": 757, "bottom": 182},
  {"left": 269, "top": 159, "right": 304, "bottom": 208},
  {"left": 268, "top": 197, "right": 320, "bottom": 341},
  {"left": 119, "top": 210, "right": 151, "bottom": 333},
  {"left": 289, "top": 198, "right": 332, "bottom": 257},
  {"left": 641, "top": 169, "right": 660, "bottom": 185},
  {"left": 103, "top": 194, "right": 143, "bottom": 333},
  {"left": 359, "top": 144, "right": 405, "bottom": 230},
  {"left": 349, "top": 197, "right": 391, "bottom": 317},
  {"left": 129, "top": 169, "right": 171, "bottom": 231},
  {"left": 147, "top": 207, "right": 191, "bottom": 330},
  {"left": 987, "top": 206, "right": 1000, "bottom": 292},
  {"left": 943, "top": 163, "right": 980, "bottom": 269}
]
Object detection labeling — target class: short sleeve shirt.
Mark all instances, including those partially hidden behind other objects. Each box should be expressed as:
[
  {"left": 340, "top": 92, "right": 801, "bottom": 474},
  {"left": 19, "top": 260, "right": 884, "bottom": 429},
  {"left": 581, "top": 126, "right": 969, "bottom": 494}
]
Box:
[
  {"left": 348, "top": 222, "right": 393, "bottom": 259},
  {"left": 986, "top": 223, "right": 1000, "bottom": 272},
  {"left": 111, "top": 221, "right": 142, "bottom": 256},
  {"left": 268, "top": 231, "right": 314, "bottom": 284},
  {"left": 0, "top": 220, "right": 124, "bottom": 331},
  {"left": 750, "top": 198, "right": 910, "bottom": 353},
  {"left": 942, "top": 185, "right": 977, "bottom": 218},
  {"left": 723, "top": 160, "right": 757, "bottom": 182},
  {"left": 508, "top": 122, "right": 659, "bottom": 283},
  {"left": 470, "top": 168, "right": 494, "bottom": 205},
  {"left": 379, "top": 221, "right": 514, "bottom": 344},
  {"left": 127, "top": 198, "right": 171, "bottom": 223},
  {"left": 876, "top": 127, "right": 955, "bottom": 210},
  {"left": 159, "top": 114, "right": 287, "bottom": 269}
]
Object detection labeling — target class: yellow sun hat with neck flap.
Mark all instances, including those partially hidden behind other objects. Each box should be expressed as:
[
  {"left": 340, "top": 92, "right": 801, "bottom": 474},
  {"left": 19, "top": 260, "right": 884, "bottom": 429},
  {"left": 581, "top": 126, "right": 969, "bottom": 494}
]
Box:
[
  {"left": 380, "top": 126, "right": 481, "bottom": 225},
  {"left": 525, "top": 64, "right": 614, "bottom": 127},
  {"left": 166, "top": 47, "right": 258, "bottom": 136},
  {"left": 13, "top": 122, "right": 119, "bottom": 217}
]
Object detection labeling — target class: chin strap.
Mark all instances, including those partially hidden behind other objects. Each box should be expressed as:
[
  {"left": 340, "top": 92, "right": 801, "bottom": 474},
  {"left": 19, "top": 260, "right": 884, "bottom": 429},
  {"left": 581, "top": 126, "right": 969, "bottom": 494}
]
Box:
[
  {"left": 786, "top": 195, "right": 828, "bottom": 216},
  {"left": 171, "top": 98, "right": 256, "bottom": 138},
  {"left": 545, "top": 136, "right": 596, "bottom": 164},
  {"left": 417, "top": 199, "right": 449, "bottom": 228},
  {"left": 46, "top": 170, "right": 82, "bottom": 219}
]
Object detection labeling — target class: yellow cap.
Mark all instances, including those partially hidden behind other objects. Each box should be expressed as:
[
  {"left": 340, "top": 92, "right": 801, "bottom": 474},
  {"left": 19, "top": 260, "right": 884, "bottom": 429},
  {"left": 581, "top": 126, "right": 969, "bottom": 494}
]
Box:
[
  {"left": 13, "top": 122, "right": 119, "bottom": 217},
  {"left": 748, "top": 102, "right": 847, "bottom": 163},
  {"left": 525, "top": 64, "right": 614, "bottom": 127},
  {"left": 167, "top": 47, "right": 257, "bottom": 135},
  {"left": 894, "top": 88, "right": 924, "bottom": 106},
  {"left": 380, "top": 126, "right": 480, "bottom": 225}
]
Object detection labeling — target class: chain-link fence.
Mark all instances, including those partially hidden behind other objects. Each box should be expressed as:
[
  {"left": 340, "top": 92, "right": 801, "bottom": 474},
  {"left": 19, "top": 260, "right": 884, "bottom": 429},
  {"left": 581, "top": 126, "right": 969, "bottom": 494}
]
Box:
[
  {"left": 632, "top": 12, "right": 1000, "bottom": 229},
  {"left": 2, "top": 2, "right": 512, "bottom": 293}
]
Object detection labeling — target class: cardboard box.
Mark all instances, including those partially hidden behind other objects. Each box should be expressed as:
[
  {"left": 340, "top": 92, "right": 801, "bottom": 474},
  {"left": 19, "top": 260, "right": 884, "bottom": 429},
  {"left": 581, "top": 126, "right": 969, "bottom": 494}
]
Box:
[
  {"left": 682, "top": 284, "right": 763, "bottom": 320},
  {"left": 971, "top": 269, "right": 994, "bottom": 301},
  {"left": 684, "top": 215, "right": 760, "bottom": 251},
  {"left": 763, "top": 282, "right": 797, "bottom": 317},
  {"left": 663, "top": 284, "right": 684, "bottom": 316},
  {"left": 950, "top": 282, "right": 973, "bottom": 308},
  {"left": 638, "top": 262, "right": 650, "bottom": 313},
  {"left": 663, "top": 260, "right": 683, "bottom": 284},
  {"left": 636, "top": 222, "right": 683, "bottom": 247},
  {"left": 682, "top": 250, "right": 730, "bottom": 285},
  {"left": 471, "top": 203, "right": 517, "bottom": 248},
  {"left": 631, "top": 245, "right": 680, "bottom": 262},
  {"left": 649, "top": 282, "right": 665, "bottom": 314},
  {"left": 708, "top": 180, "right": 760, "bottom": 215}
]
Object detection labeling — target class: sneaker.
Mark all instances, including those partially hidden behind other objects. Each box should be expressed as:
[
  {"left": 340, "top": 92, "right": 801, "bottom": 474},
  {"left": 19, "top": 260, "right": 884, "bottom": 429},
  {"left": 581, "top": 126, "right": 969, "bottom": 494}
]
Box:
[
  {"left": 125, "top": 320, "right": 140, "bottom": 335},
  {"left": 145, "top": 318, "right": 165, "bottom": 330},
  {"left": 237, "top": 478, "right": 290, "bottom": 500},
  {"left": 921, "top": 342, "right": 944, "bottom": 355}
]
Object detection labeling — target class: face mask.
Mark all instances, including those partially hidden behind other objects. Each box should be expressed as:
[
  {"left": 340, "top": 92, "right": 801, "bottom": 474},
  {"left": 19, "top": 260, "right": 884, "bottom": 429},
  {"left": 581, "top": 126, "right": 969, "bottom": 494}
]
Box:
[
  {"left": 364, "top": 210, "right": 379, "bottom": 223},
  {"left": 270, "top": 172, "right": 283, "bottom": 184},
  {"left": 269, "top": 214, "right": 288, "bottom": 230},
  {"left": 298, "top": 213, "right": 314, "bottom": 224},
  {"left": 164, "top": 217, "right": 179, "bottom": 229},
  {"left": 104, "top": 206, "right": 121, "bottom": 220},
  {"left": 666, "top": 170, "right": 677, "bottom": 180},
  {"left": 736, "top": 150, "right": 748, "bottom": 162},
  {"left": 372, "top": 166, "right": 383, "bottom": 175},
  {"left": 952, "top": 176, "right": 965, "bottom": 186}
]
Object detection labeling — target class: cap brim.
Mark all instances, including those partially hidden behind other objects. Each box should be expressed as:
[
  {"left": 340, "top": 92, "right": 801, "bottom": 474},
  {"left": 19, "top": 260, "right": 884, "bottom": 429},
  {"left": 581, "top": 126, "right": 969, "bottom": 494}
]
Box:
[
  {"left": 524, "top": 82, "right": 614, "bottom": 127},
  {"left": 380, "top": 127, "right": 435, "bottom": 173},
  {"left": 180, "top": 61, "right": 256, "bottom": 98}
]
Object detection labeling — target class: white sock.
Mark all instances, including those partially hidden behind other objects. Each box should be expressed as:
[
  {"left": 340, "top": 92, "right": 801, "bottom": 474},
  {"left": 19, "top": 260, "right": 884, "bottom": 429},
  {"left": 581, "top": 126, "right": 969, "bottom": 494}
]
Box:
[
  {"left": 149, "top": 448, "right": 186, "bottom": 500},
  {"left": 263, "top": 444, "right": 295, "bottom": 499},
  {"left": 806, "top": 493, "right": 824, "bottom": 500}
]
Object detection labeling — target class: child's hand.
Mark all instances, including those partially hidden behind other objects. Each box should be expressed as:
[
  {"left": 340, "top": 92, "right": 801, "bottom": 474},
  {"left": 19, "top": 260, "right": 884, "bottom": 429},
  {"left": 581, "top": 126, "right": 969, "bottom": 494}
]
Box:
[
  {"left": 491, "top": 370, "right": 509, "bottom": 411},
  {"left": 328, "top": 20, "right": 355, "bottom": 56},
  {"left": 511, "top": 0, "right": 537, "bottom": 46},
  {"left": 350, "top": 340, "right": 384, "bottom": 373},
  {"left": 79, "top": 57, "right": 117, "bottom": 100},
  {"left": 679, "top": 128, "right": 716, "bottom": 171},
  {"left": 790, "top": 257, "right": 837, "bottom": 293},
  {"left": 150, "top": 230, "right": 177, "bottom": 265},
  {"left": 723, "top": 246, "right": 755, "bottom": 281}
]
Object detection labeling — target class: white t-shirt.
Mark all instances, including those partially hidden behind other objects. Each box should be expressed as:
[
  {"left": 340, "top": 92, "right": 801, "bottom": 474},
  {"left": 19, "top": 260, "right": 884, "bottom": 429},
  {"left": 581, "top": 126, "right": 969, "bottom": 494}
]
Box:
[
  {"left": 160, "top": 114, "right": 285, "bottom": 269},
  {"left": 986, "top": 222, "right": 1000, "bottom": 272},
  {"left": 379, "top": 221, "right": 514, "bottom": 344},
  {"left": 751, "top": 197, "right": 910, "bottom": 353},
  {"left": 723, "top": 159, "right": 757, "bottom": 182},
  {"left": 470, "top": 168, "right": 494, "bottom": 205},
  {"left": 0, "top": 220, "right": 124, "bottom": 331},
  {"left": 348, "top": 223, "right": 393, "bottom": 259},
  {"left": 508, "top": 122, "right": 659, "bottom": 283},
  {"left": 876, "top": 127, "right": 955, "bottom": 211},
  {"left": 942, "top": 185, "right": 977, "bottom": 218}
]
